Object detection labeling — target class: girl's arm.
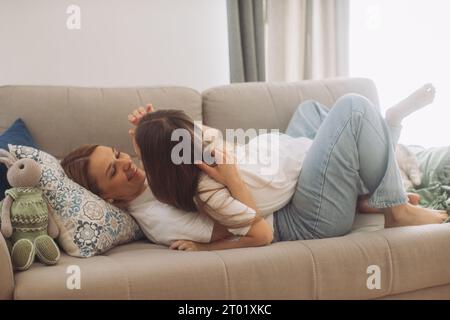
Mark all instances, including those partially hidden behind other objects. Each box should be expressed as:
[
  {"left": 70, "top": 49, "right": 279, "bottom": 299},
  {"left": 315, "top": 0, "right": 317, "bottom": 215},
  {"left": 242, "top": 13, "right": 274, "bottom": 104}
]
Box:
[
  {"left": 170, "top": 182, "right": 274, "bottom": 251},
  {"left": 173, "top": 148, "right": 273, "bottom": 251},
  {"left": 171, "top": 218, "right": 273, "bottom": 251},
  {"left": 221, "top": 171, "right": 258, "bottom": 212},
  {"left": 196, "top": 147, "right": 257, "bottom": 210}
]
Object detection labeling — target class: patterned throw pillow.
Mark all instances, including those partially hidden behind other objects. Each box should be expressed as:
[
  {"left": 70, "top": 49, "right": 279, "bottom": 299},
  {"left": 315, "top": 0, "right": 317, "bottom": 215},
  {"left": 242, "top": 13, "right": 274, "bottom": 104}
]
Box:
[{"left": 8, "top": 144, "right": 144, "bottom": 258}]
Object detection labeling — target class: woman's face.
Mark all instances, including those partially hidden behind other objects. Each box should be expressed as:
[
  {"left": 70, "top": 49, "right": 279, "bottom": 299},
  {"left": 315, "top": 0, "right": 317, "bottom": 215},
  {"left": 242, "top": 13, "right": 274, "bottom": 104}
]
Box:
[{"left": 88, "top": 146, "right": 146, "bottom": 202}]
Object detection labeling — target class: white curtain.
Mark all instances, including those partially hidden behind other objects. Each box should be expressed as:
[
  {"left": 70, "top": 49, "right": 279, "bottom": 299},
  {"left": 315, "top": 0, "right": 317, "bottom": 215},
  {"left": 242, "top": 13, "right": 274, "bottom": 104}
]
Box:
[{"left": 266, "top": 0, "right": 349, "bottom": 82}]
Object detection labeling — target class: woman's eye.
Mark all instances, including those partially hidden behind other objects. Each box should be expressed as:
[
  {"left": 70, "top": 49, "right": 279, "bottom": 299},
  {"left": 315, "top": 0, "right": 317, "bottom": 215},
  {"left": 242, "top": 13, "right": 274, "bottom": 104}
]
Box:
[{"left": 111, "top": 166, "right": 117, "bottom": 177}]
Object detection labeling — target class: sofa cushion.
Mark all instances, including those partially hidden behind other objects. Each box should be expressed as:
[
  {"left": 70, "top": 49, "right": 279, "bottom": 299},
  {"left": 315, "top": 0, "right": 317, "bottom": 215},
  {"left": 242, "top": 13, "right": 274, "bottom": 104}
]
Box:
[
  {"left": 351, "top": 213, "right": 385, "bottom": 233},
  {"left": 8, "top": 144, "right": 143, "bottom": 258},
  {"left": 13, "top": 241, "right": 231, "bottom": 300},
  {"left": 0, "top": 86, "right": 202, "bottom": 160},
  {"left": 13, "top": 224, "right": 450, "bottom": 300},
  {"left": 202, "top": 78, "right": 380, "bottom": 133},
  {"left": 0, "top": 119, "right": 38, "bottom": 200}
]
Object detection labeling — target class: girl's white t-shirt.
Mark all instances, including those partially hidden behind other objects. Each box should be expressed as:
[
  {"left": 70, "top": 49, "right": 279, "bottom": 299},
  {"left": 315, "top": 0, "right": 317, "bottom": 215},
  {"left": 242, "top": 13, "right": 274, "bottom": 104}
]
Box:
[
  {"left": 197, "top": 132, "right": 312, "bottom": 236},
  {"left": 129, "top": 133, "right": 313, "bottom": 245}
]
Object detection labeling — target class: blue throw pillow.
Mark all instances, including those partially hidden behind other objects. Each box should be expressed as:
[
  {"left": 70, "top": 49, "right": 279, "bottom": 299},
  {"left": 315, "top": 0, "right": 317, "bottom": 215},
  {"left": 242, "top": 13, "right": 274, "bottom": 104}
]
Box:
[{"left": 0, "top": 119, "right": 38, "bottom": 200}]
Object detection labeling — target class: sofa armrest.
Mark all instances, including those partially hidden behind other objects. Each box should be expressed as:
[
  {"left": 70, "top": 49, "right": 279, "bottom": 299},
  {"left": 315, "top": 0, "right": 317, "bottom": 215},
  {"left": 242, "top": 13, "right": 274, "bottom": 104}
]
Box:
[{"left": 0, "top": 232, "right": 14, "bottom": 300}]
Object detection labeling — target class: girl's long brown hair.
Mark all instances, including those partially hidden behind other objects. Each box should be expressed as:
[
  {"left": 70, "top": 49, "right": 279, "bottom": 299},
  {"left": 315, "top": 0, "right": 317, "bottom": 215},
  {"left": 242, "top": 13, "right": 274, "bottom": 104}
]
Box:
[
  {"left": 135, "top": 110, "right": 202, "bottom": 212},
  {"left": 135, "top": 109, "right": 262, "bottom": 229}
]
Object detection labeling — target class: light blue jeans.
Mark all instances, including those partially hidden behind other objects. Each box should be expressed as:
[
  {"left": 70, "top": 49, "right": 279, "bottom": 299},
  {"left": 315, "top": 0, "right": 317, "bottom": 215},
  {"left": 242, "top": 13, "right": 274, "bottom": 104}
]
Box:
[{"left": 273, "top": 94, "right": 408, "bottom": 241}]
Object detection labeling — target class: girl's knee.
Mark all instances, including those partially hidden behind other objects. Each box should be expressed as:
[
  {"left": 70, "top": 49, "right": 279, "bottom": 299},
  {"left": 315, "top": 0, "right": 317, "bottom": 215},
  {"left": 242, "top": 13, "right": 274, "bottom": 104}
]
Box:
[
  {"left": 297, "top": 100, "right": 320, "bottom": 111},
  {"left": 296, "top": 100, "right": 326, "bottom": 118},
  {"left": 334, "top": 94, "right": 376, "bottom": 115}
]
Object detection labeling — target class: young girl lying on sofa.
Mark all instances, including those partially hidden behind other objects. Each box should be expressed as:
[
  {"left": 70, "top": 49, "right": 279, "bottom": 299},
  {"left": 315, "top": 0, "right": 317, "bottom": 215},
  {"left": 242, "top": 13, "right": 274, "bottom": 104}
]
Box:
[{"left": 61, "top": 84, "right": 449, "bottom": 251}]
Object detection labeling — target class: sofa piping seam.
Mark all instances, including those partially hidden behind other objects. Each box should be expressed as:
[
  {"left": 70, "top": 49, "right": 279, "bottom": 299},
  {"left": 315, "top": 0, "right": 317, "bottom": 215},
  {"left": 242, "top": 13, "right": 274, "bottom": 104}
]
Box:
[
  {"left": 265, "top": 84, "right": 282, "bottom": 130},
  {"left": 322, "top": 80, "right": 337, "bottom": 104},
  {"left": 101, "top": 255, "right": 133, "bottom": 300},
  {"left": 210, "top": 251, "right": 231, "bottom": 300},
  {"left": 297, "top": 242, "right": 318, "bottom": 300},
  {"left": 376, "top": 233, "right": 394, "bottom": 296}
]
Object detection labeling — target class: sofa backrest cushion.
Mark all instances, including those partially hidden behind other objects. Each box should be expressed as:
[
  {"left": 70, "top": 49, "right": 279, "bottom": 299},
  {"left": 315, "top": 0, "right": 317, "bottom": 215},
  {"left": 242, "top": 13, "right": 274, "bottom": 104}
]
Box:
[
  {"left": 0, "top": 86, "right": 202, "bottom": 159},
  {"left": 202, "top": 78, "right": 380, "bottom": 133},
  {"left": 0, "top": 79, "right": 378, "bottom": 159}
]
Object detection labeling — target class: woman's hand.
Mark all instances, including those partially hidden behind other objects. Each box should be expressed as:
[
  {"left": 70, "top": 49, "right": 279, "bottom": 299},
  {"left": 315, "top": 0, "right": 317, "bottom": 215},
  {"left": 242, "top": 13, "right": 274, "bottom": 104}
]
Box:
[
  {"left": 127, "top": 103, "right": 154, "bottom": 157},
  {"left": 196, "top": 145, "right": 240, "bottom": 187},
  {"left": 128, "top": 103, "right": 154, "bottom": 126},
  {"left": 170, "top": 240, "right": 205, "bottom": 251},
  {"left": 127, "top": 103, "right": 154, "bottom": 141}
]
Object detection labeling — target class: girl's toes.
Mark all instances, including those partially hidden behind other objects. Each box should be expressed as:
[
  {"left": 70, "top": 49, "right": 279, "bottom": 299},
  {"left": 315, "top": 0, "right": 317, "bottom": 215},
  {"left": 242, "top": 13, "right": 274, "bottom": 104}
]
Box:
[{"left": 407, "top": 193, "right": 421, "bottom": 206}]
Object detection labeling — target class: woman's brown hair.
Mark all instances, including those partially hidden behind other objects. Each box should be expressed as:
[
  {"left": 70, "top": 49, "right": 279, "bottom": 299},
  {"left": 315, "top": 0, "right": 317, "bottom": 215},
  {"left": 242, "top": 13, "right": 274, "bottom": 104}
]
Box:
[
  {"left": 61, "top": 144, "right": 101, "bottom": 196},
  {"left": 60, "top": 144, "right": 129, "bottom": 211}
]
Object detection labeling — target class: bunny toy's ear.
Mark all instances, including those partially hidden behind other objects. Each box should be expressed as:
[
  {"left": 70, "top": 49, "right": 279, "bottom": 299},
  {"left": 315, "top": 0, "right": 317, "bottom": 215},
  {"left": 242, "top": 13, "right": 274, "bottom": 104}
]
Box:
[{"left": 0, "top": 149, "right": 17, "bottom": 169}]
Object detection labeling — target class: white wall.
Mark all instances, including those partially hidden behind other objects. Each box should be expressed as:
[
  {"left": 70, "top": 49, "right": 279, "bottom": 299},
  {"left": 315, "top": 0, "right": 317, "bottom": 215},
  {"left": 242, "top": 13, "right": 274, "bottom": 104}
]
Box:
[
  {"left": 0, "top": 0, "right": 230, "bottom": 92},
  {"left": 350, "top": 0, "right": 450, "bottom": 148}
]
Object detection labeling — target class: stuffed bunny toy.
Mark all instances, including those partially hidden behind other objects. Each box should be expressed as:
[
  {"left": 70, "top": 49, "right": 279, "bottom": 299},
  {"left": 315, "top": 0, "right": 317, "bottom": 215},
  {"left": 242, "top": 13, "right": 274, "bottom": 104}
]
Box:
[{"left": 0, "top": 149, "right": 60, "bottom": 271}]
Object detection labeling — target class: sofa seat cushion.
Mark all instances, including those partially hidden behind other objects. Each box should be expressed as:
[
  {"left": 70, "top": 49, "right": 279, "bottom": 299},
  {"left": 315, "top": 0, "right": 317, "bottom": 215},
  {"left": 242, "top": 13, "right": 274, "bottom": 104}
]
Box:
[
  {"left": 14, "top": 223, "right": 450, "bottom": 300},
  {"left": 13, "top": 241, "right": 231, "bottom": 300},
  {"left": 351, "top": 213, "right": 385, "bottom": 233}
]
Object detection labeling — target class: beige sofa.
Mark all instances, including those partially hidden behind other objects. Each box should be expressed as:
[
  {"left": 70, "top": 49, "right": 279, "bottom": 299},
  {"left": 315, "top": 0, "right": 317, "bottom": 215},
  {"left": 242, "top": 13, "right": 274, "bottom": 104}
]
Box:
[{"left": 1, "top": 78, "right": 450, "bottom": 300}]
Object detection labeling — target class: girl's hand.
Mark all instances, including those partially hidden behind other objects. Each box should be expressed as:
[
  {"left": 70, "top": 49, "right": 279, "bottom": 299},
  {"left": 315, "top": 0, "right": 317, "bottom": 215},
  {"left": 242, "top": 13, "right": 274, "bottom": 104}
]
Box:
[
  {"left": 127, "top": 103, "right": 154, "bottom": 126},
  {"left": 196, "top": 145, "right": 240, "bottom": 187},
  {"left": 170, "top": 240, "right": 205, "bottom": 251}
]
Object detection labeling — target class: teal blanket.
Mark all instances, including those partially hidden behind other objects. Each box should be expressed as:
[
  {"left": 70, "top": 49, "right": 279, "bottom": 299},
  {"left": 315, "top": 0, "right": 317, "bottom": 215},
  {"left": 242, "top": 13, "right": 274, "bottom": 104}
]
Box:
[
  {"left": 407, "top": 145, "right": 450, "bottom": 223},
  {"left": 409, "top": 184, "right": 450, "bottom": 223}
]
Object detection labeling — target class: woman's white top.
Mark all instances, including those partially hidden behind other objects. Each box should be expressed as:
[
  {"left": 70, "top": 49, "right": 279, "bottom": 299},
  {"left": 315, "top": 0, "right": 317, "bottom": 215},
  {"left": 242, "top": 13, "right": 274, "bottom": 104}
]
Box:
[
  {"left": 129, "top": 132, "right": 313, "bottom": 245},
  {"left": 129, "top": 187, "right": 215, "bottom": 245}
]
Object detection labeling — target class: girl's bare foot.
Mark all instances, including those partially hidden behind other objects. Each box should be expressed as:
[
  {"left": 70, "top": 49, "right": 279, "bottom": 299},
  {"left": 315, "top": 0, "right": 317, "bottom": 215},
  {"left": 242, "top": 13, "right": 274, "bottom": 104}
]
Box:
[
  {"left": 384, "top": 203, "right": 448, "bottom": 228},
  {"left": 407, "top": 193, "right": 421, "bottom": 205},
  {"left": 357, "top": 193, "right": 421, "bottom": 214}
]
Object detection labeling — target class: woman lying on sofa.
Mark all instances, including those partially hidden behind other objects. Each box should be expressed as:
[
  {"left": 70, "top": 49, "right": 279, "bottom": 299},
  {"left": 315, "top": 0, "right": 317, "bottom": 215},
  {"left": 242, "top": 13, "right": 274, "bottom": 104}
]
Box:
[{"left": 61, "top": 84, "right": 449, "bottom": 251}]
